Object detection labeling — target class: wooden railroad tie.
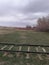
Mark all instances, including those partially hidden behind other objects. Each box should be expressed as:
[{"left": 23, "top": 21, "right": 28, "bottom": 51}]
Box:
[
  {"left": 17, "top": 46, "right": 22, "bottom": 57},
  {"left": 26, "top": 46, "right": 30, "bottom": 59},
  {"left": 35, "top": 47, "right": 43, "bottom": 60},
  {"left": 3, "top": 45, "right": 14, "bottom": 57}
]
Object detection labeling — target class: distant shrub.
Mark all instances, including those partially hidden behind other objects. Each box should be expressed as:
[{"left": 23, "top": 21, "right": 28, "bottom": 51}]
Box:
[{"left": 36, "top": 16, "right": 49, "bottom": 32}]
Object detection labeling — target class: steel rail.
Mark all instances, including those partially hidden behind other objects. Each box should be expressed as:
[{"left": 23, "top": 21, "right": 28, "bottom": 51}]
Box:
[
  {"left": 0, "top": 42, "right": 49, "bottom": 47},
  {"left": 0, "top": 50, "right": 49, "bottom": 54}
]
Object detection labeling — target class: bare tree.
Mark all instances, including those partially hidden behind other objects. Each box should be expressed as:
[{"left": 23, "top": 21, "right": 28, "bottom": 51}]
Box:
[{"left": 36, "top": 16, "right": 49, "bottom": 32}]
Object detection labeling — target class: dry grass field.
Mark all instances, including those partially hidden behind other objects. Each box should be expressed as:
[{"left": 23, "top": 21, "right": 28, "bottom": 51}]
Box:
[
  {"left": 0, "top": 26, "right": 17, "bottom": 34},
  {"left": 0, "top": 27, "right": 49, "bottom": 65}
]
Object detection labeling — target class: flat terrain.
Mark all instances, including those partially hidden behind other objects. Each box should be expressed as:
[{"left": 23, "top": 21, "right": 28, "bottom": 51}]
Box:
[
  {"left": 0, "top": 27, "right": 16, "bottom": 34},
  {"left": 0, "top": 27, "right": 49, "bottom": 65},
  {"left": 0, "top": 29, "right": 49, "bottom": 45}
]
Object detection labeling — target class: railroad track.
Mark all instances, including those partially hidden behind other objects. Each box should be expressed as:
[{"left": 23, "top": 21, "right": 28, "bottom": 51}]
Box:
[
  {"left": 0, "top": 42, "right": 49, "bottom": 54},
  {"left": 0, "top": 43, "right": 49, "bottom": 65},
  {"left": 0, "top": 42, "right": 49, "bottom": 61}
]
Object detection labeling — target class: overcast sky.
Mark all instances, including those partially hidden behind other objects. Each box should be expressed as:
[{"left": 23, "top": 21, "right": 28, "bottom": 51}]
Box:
[{"left": 0, "top": 0, "right": 49, "bottom": 27}]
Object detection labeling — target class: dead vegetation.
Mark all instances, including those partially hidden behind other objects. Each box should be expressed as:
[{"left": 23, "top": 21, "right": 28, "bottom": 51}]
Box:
[{"left": 0, "top": 26, "right": 16, "bottom": 34}]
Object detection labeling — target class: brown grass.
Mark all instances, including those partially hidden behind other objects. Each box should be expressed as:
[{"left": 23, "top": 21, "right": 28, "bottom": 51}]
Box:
[{"left": 0, "top": 27, "right": 16, "bottom": 34}]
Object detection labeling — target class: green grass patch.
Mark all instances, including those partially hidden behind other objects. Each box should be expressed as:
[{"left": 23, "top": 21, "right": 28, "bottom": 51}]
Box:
[{"left": 0, "top": 30, "right": 49, "bottom": 65}]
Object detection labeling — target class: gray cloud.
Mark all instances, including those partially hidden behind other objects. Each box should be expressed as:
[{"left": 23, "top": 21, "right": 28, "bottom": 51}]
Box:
[
  {"left": 0, "top": 0, "right": 49, "bottom": 27},
  {"left": 0, "top": 0, "right": 48, "bottom": 15},
  {"left": 21, "top": 0, "right": 49, "bottom": 13},
  {"left": 0, "top": 0, "right": 49, "bottom": 15}
]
